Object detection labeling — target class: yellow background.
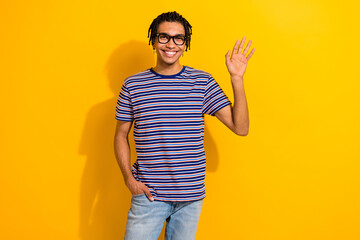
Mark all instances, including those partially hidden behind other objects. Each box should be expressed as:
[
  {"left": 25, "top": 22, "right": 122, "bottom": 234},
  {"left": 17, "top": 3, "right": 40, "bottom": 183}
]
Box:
[{"left": 1, "top": 0, "right": 359, "bottom": 239}]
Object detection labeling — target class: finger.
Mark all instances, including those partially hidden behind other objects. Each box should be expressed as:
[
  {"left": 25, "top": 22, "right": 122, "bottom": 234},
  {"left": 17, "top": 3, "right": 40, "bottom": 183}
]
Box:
[
  {"left": 246, "top": 48, "right": 255, "bottom": 61},
  {"left": 238, "top": 36, "right": 246, "bottom": 54},
  {"left": 143, "top": 186, "right": 154, "bottom": 201},
  {"left": 243, "top": 40, "right": 252, "bottom": 55},
  {"left": 233, "top": 39, "right": 240, "bottom": 56}
]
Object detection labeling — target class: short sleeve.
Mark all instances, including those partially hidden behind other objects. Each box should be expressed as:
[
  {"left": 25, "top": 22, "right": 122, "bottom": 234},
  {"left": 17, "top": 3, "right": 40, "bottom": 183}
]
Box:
[
  {"left": 202, "top": 75, "right": 232, "bottom": 116},
  {"left": 115, "top": 83, "right": 134, "bottom": 121}
]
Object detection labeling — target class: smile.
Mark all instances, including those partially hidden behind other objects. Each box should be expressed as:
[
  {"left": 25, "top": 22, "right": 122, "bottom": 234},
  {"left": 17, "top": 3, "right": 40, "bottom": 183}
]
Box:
[{"left": 162, "top": 50, "right": 177, "bottom": 57}]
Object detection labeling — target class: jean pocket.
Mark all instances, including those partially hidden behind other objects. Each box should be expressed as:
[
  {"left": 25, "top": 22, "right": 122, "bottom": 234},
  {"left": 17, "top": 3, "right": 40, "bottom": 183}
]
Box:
[{"left": 132, "top": 193, "right": 145, "bottom": 198}]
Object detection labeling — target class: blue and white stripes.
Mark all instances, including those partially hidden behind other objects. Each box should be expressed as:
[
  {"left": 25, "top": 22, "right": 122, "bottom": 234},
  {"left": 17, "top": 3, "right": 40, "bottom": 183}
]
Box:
[{"left": 116, "top": 65, "right": 231, "bottom": 201}]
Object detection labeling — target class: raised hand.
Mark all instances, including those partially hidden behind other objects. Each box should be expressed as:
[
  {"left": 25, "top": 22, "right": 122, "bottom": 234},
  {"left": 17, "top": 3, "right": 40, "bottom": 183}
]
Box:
[{"left": 225, "top": 37, "right": 255, "bottom": 79}]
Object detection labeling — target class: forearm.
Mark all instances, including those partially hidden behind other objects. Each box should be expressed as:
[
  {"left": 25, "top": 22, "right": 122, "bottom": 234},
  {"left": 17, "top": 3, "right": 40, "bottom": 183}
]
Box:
[
  {"left": 114, "top": 135, "right": 136, "bottom": 186},
  {"left": 231, "top": 76, "right": 249, "bottom": 135}
]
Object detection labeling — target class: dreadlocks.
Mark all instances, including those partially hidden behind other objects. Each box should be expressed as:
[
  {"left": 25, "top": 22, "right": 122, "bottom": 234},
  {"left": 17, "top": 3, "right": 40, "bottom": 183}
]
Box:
[{"left": 147, "top": 11, "right": 192, "bottom": 51}]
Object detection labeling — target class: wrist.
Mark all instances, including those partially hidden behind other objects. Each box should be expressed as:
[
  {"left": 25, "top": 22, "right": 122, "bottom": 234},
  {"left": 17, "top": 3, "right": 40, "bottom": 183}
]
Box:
[
  {"left": 230, "top": 75, "right": 244, "bottom": 81},
  {"left": 231, "top": 76, "right": 244, "bottom": 86},
  {"left": 125, "top": 175, "right": 136, "bottom": 187}
]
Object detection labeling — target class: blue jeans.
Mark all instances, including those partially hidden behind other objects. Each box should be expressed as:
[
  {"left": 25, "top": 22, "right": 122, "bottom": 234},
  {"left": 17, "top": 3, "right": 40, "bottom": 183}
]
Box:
[{"left": 124, "top": 193, "right": 203, "bottom": 240}]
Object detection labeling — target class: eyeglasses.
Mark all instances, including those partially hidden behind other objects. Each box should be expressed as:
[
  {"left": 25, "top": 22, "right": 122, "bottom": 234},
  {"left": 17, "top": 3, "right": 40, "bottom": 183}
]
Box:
[{"left": 156, "top": 33, "right": 186, "bottom": 46}]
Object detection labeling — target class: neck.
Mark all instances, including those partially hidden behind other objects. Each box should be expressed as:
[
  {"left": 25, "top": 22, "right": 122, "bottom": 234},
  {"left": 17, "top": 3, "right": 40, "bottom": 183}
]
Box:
[{"left": 153, "top": 61, "right": 183, "bottom": 75}]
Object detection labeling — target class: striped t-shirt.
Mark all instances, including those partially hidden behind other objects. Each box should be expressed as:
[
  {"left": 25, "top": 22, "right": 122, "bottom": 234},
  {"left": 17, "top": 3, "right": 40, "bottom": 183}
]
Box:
[{"left": 115, "top": 65, "right": 231, "bottom": 201}]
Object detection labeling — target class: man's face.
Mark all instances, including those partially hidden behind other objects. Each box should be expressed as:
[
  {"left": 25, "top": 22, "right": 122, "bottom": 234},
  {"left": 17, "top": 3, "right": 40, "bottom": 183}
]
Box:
[{"left": 153, "top": 21, "right": 186, "bottom": 66}]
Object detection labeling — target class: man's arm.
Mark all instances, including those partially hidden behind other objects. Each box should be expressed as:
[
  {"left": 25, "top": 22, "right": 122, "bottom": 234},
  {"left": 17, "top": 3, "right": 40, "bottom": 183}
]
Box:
[
  {"left": 114, "top": 120, "right": 154, "bottom": 201},
  {"left": 215, "top": 37, "right": 255, "bottom": 136},
  {"left": 215, "top": 77, "right": 249, "bottom": 136}
]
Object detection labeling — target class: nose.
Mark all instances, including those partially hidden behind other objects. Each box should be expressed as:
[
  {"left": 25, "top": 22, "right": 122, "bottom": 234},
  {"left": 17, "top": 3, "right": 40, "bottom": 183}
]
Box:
[{"left": 166, "top": 38, "right": 176, "bottom": 48}]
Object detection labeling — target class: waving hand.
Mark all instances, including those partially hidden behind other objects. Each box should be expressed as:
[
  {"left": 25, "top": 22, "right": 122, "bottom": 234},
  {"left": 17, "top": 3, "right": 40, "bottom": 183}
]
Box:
[{"left": 225, "top": 37, "right": 255, "bottom": 79}]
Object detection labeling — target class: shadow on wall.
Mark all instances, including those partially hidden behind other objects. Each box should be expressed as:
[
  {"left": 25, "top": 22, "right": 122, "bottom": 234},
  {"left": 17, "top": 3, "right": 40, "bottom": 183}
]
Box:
[{"left": 78, "top": 40, "right": 220, "bottom": 240}]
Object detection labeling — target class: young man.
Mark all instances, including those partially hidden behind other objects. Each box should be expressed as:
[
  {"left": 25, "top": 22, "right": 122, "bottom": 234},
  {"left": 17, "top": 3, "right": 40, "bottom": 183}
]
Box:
[{"left": 114, "top": 11, "right": 255, "bottom": 240}]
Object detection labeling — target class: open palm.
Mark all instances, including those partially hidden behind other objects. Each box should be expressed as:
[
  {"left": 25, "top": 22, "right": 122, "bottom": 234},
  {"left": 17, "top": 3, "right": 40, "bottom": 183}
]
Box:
[{"left": 226, "top": 37, "right": 255, "bottom": 78}]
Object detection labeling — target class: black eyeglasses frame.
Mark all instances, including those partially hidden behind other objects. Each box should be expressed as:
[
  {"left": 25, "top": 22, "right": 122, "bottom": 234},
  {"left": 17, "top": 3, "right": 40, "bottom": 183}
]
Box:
[{"left": 155, "top": 33, "right": 186, "bottom": 46}]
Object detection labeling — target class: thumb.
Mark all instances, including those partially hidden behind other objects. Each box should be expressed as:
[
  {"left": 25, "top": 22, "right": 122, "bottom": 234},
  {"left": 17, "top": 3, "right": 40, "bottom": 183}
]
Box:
[
  {"left": 143, "top": 186, "right": 154, "bottom": 201},
  {"left": 225, "top": 50, "right": 231, "bottom": 62}
]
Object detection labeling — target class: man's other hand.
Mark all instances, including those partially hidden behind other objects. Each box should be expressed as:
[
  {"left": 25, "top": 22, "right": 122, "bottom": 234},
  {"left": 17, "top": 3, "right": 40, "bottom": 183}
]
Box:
[{"left": 126, "top": 178, "right": 154, "bottom": 201}]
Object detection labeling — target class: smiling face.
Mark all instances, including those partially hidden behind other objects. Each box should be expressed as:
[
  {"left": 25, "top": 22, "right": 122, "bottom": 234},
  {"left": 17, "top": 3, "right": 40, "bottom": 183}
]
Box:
[{"left": 153, "top": 21, "right": 186, "bottom": 67}]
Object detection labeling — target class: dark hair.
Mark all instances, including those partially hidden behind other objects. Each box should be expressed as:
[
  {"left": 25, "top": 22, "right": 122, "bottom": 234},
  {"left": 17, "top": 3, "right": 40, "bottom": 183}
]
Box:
[{"left": 147, "top": 11, "right": 192, "bottom": 51}]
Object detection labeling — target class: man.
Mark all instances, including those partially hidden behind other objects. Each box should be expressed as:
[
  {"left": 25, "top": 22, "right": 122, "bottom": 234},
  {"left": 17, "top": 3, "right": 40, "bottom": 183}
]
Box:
[{"left": 114, "top": 11, "right": 255, "bottom": 240}]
